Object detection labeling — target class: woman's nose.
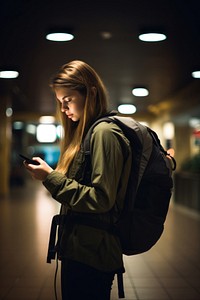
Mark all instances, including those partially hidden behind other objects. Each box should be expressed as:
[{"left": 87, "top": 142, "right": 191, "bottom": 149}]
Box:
[{"left": 61, "top": 102, "right": 69, "bottom": 112}]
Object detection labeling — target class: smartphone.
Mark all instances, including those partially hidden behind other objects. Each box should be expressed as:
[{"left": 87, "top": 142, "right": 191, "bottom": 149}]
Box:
[{"left": 19, "top": 154, "right": 40, "bottom": 165}]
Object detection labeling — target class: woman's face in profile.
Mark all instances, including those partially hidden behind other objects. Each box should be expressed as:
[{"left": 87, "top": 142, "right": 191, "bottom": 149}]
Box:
[{"left": 55, "top": 87, "right": 85, "bottom": 122}]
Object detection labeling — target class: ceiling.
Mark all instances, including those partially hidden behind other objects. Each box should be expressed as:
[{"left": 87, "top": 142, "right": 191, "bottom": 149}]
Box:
[{"left": 1, "top": 0, "right": 200, "bottom": 121}]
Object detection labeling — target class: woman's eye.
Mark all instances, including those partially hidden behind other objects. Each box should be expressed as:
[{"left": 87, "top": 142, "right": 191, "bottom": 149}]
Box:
[{"left": 62, "top": 99, "right": 71, "bottom": 107}]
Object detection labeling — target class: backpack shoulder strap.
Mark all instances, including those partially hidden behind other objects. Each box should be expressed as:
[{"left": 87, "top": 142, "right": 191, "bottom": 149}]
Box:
[
  {"left": 84, "top": 116, "right": 114, "bottom": 155},
  {"left": 83, "top": 110, "right": 117, "bottom": 153},
  {"left": 109, "top": 116, "right": 153, "bottom": 191},
  {"left": 82, "top": 112, "right": 119, "bottom": 185}
]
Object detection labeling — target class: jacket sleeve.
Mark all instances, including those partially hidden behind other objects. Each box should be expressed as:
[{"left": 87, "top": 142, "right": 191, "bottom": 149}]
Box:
[{"left": 43, "top": 122, "right": 130, "bottom": 213}]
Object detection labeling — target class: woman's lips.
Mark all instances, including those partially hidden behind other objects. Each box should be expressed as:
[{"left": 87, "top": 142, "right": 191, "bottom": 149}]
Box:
[{"left": 67, "top": 114, "right": 73, "bottom": 118}]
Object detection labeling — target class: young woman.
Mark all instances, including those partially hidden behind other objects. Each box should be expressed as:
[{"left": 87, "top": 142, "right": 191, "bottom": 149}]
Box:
[{"left": 24, "top": 60, "right": 132, "bottom": 300}]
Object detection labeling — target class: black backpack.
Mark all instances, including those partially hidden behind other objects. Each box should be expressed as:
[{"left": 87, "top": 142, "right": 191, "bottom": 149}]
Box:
[{"left": 83, "top": 113, "right": 176, "bottom": 256}]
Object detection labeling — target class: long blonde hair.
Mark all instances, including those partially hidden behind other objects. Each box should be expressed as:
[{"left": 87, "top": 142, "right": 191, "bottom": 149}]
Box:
[{"left": 51, "top": 60, "right": 108, "bottom": 174}]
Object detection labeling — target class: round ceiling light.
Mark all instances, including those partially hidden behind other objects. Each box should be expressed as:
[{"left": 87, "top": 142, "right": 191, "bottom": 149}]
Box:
[
  {"left": 132, "top": 87, "right": 149, "bottom": 97},
  {"left": 0, "top": 70, "right": 19, "bottom": 78},
  {"left": 118, "top": 104, "right": 136, "bottom": 114},
  {"left": 191, "top": 71, "right": 200, "bottom": 78},
  {"left": 46, "top": 32, "right": 74, "bottom": 42},
  {"left": 139, "top": 32, "right": 166, "bottom": 42}
]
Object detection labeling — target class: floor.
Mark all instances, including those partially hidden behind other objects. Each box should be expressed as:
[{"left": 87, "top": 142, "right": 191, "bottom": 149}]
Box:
[{"left": 0, "top": 179, "right": 200, "bottom": 300}]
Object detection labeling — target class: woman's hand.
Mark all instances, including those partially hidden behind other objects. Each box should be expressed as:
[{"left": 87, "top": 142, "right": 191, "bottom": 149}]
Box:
[{"left": 24, "top": 157, "right": 54, "bottom": 181}]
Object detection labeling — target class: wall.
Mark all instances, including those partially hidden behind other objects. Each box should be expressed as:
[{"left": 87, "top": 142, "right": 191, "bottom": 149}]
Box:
[{"left": 0, "top": 95, "right": 12, "bottom": 196}]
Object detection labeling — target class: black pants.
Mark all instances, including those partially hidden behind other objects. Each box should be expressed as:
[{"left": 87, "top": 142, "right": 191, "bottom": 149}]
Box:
[{"left": 61, "top": 259, "right": 115, "bottom": 300}]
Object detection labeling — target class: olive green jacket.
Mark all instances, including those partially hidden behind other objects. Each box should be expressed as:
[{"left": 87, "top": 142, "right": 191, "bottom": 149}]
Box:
[{"left": 43, "top": 121, "right": 132, "bottom": 272}]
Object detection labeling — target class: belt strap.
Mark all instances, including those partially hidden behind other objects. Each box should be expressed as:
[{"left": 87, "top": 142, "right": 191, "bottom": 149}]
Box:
[
  {"left": 117, "top": 272, "right": 125, "bottom": 298},
  {"left": 47, "top": 215, "right": 60, "bottom": 263}
]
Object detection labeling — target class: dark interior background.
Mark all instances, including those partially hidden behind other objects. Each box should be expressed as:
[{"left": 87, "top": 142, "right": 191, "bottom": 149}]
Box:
[{"left": 1, "top": 0, "right": 200, "bottom": 120}]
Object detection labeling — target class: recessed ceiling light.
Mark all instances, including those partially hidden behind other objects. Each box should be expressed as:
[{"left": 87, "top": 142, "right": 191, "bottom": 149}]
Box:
[
  {"left": 100, "top": 31, "right": 112, "bottom": 39},
  {"left": 132, "top": 87, "right": 149, "bottom": 97},
  {"left": 46, "top": 32, "right": 74, "bottom": 42},
  {"left": 0, "top": 70, "right": 19, "bottom": 78},
  {"left": 139, "top": 32, "right": 166, "bottom": 42},
  {"left": 118, "top": 104, "right": 136, "bottom": 114},
  {"left": 191, "top": 71, "right": 200, "bottom": 78}
]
